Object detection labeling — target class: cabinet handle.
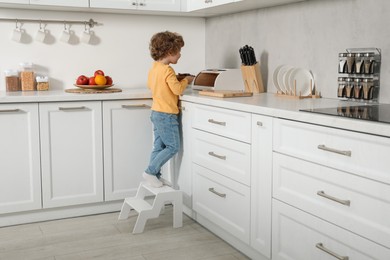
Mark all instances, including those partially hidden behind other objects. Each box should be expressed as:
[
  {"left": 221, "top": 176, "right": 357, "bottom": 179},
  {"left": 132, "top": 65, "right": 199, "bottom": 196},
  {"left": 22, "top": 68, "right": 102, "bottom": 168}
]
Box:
[
  {"left": 208, "top": 187, "right": 226, "bottom": 198},
  {"left": 257, "top": 121, "right": 263, "bottom": 126},
  {"left": 208, "top": 119, "right": 226, "bottom": 126},
  {"left": 317, "top": 191, "right": 351, "bottom": 206},
  {"left": 132, "top": 1, "right": 138, "bottom": 6},
  {"left": 139, "top": 2, "right": 145, "bottom": 6},
  {"left": 317, "top": 144, "right": 351, "bottom": 157},
  {"left": 316, "top": 243, "right": 349, "bottom": 260},
  {"left": 122, "top": 104, "right": 151, "bottom": 109},
  {"left": 0, "top": 108, "right": 19, "bottom": 113},
  {"left": 208, "top": 151, "right": 226, "bottom": 160},
  {"left": 179, "top": 106, "right": 185, "bottom": 111},
  {"left": 58, "top": 106, "right": 86, "bottom": 111}
]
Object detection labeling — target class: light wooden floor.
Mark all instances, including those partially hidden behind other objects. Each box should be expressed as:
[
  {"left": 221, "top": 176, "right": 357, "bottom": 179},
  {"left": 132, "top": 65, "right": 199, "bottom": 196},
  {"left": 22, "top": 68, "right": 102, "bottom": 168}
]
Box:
[{"left": 0, "top": 207, "right": 250, "bottom": 260}]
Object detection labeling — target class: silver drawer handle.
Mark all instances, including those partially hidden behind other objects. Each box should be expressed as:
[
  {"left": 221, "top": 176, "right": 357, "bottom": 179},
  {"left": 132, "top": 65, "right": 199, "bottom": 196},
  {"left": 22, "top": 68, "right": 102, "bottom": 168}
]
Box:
[
  {"left": 208, "top": 119, "right": 226, "bottom": 126},
  {"left": 257, "top": 121, "right": 263, "bottom": 126},
  {"left": 316, "top": 243, "right": 349, "bottom": 260},
  {"left": 208, "top": 188, "right": 226, "bottom": 198},
  {"left": 317, "top": 191, "right": 350, "bottom": 206},
  {"left": 122, "top": 104, "right": 150, "bottom": 109},
  {"left": 208, "top": 151, "right": 226, "bottom": 160},
  {"left": 317, "top": 144, "right": 351, "bottom": 157},
  {"left": 59, "top": 106, "right": 86, "bottom": 111},
  {"left": 0, "top": 108, "right": 20, "bottom": 113}
]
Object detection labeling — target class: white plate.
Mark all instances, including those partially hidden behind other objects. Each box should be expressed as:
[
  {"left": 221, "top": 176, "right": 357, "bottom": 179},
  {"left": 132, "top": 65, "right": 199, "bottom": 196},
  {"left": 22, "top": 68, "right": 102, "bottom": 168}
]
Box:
[
  {"left": 277, "top": 65, "right": 293, "bottom": 94},
  {"left": 283, "top": 67, "right": 296, "bottom": 94},
  {"left": 273, "top": 65, "right": 284, "bottom": 93},
  {"left": 288, "top": 68, "right": 314, "bottom": 96}
]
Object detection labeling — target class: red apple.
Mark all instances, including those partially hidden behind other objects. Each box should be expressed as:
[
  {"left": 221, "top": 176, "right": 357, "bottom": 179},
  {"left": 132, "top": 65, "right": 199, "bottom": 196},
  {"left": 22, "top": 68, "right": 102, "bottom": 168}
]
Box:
[
  {"left": 105, "top": 76, "right": 113, "bottom": 85},
  {"left": 94, "top": 70, "right": 105, "bottom": 77},
  {"left": 76, "top": 75, "right": 89, "bottom": 85},
  {"left": 89, "top": 76, "right": 96, "bottom": 85}
]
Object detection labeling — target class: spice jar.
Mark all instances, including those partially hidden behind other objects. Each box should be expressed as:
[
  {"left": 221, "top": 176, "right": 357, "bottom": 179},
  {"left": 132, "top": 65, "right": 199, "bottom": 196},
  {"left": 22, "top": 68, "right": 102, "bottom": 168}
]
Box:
[
  {"left": 344, "top": 78, "right": 354, "bottom": 98},
  {"left": 20, "top": 62, "right": 35, "bottom": 91},
  {"left": 353, "top": 78, "right": 362, "bottom": 99},
  {"left": 354, "top": 53, "right": 364, "bottom": 74},
  {"left": 346, "top": 53, "right": 355, "bottom": 74},
  {"left": 338, "top": 53, "right": 347, "bottom": 73},
  {"left": 36, "top": 76, "right": 49, "bottom": 91},
  {"left": 337, "top": 77, "right": 346, "bottom": 97},
  {"left": 4, "top": 69, "right": 20, "bottom": 92}
]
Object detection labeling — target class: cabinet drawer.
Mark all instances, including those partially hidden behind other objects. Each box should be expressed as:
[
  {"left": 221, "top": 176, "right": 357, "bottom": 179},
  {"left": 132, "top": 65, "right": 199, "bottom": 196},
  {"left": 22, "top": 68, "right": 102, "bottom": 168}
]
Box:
[
  {"left": 273, "top": 118, "right": 390, "bottom": 184},
  {"left": 192, "top": 104, "right": 251, "bottom": 143},
  {"left": 272, "top": 200, "right": 390, "bottom": 260},
  {"left": 192, "top": 129, "right": 250, "bottom": 185},
  {"left": 273, "top": 152, "right": 390, "bottom": 248},
  {"left": 193, "top": 164, "right": 250, "bottom": 243}
]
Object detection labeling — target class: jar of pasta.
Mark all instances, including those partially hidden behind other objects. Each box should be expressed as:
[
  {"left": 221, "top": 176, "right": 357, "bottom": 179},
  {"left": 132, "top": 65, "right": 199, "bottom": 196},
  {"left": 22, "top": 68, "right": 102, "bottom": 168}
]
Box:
[
  {"left": 36, "top": 76, "right": 49, "bottom": 91},
  {"left": 20, "top": 62, "right": 35, "bottom": 91}
]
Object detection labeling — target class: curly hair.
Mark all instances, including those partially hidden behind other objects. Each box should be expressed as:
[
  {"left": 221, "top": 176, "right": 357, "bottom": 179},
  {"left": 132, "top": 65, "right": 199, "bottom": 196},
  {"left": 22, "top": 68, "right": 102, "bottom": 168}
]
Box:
[{"left": 149, "top": 31, "right": 185, "bottom": 61}]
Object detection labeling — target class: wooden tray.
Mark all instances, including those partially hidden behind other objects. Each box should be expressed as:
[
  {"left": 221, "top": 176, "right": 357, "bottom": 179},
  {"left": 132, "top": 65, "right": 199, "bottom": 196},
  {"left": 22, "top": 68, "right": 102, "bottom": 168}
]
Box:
[
  {"left": 65, "top": 88, "right": 122, "bottom": 94},
  {"left": 199, "top": 90, "right": 253, "bottom": 98}
]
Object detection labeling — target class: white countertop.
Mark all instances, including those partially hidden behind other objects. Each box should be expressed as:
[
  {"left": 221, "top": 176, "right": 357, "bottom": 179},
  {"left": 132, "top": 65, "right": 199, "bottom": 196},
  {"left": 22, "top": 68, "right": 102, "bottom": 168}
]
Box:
[
  {"left": 0, "top": 88, "right": 152, "bottom": 103},
  {"left": 1, "top": 88, "right": 389, "bottom": 138},
  {"left": 181, "top": 90, "right": 390, "bottom": 138}
]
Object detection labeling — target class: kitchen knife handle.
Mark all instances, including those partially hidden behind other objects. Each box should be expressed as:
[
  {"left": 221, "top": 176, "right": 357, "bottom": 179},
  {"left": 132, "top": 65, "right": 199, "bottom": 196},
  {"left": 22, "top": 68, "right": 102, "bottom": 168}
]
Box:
[
  {"left": 317, "top": 144, "right": 351, "bottom": 157},
  {"left": 208, "top": 119, "right": 226, "bottom": 126},
  {"left": 317, "top": 191, "right": 351, "bottom": 206},
  {"left": 315, "top": 243, "right": 349, "bottom": 260},
  {"left": 122, "top": 104, "right": 151, "bottom": 109},
  {"left": 208, "top": 188, "right": 226, "bottom": 198},
  {"left": 0, "top": 108, "right": 20, "bottom": 113},
  {"left": 58, "top": 106, "right": 86, "bottom": 111},
  {"left": 208, "top": 151, "right": 226, "bottom": 160}
]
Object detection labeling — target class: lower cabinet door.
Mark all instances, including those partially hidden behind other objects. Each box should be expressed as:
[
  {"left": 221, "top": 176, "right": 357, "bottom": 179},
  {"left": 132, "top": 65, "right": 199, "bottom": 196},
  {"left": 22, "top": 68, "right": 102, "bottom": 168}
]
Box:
[
  {"left": 193, "top": 164, "right": 250, "bottom": 243},
  {"left": 272, "top": 200, "right": 390, "bottom": 260},
  {"left": 102, "top": 100, "right": 152, "bottom": 201},
  {"left": 0, "top": 103, "right": 41, "bottom": 214},
  {"left": 40, "top": 102, "right": 104, "bottom": 208}
]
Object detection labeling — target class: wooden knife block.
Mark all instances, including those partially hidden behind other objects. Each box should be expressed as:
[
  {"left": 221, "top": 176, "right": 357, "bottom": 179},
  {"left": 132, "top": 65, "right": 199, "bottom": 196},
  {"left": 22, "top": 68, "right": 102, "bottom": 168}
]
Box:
[{"left": 241, "top": 63, "right": 264, "bottom": 93}]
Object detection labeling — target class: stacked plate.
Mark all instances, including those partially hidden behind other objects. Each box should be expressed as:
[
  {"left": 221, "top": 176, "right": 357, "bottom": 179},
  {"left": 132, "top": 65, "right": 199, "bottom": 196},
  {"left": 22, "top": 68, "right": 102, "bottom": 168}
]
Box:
[{"left": 273, "top": 65, "right": 314, "bottom": 96}]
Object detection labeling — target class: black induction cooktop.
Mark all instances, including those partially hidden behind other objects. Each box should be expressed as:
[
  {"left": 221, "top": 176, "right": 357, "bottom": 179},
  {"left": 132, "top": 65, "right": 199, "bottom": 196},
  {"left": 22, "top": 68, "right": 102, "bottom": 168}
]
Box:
[{"left": 300, "top": 104, "right": 390, "bottom": 124}]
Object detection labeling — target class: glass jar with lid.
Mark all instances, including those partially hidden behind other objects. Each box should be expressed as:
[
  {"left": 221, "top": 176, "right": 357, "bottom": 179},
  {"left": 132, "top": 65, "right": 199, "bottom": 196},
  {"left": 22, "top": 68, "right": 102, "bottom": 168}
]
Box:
[
  {"left": 36, "top": 76, "right": 49, "bottom": 91},
  {"left": 20, "top": 62, "right": 35, "bottom": 91},
  {"left": 4, "top": 69, "right": 20, "bottom": 92}
]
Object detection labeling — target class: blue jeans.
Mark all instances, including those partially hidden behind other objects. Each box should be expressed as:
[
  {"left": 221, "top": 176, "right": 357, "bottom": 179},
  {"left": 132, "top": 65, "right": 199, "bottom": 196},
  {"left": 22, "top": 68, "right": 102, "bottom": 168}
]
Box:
[{"left": 145, "top": 111, "right": 180, "bottom": 177}]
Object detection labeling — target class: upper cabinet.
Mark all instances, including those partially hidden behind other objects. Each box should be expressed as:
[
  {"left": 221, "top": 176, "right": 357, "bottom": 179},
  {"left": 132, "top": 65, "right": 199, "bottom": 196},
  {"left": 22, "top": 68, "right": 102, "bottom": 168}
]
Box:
[
  {"left": 186, "top": 0, "right": 239, "bottom": 12},
  {"left": 0, "top": 0, "right": 28, "bottom": 3},
  {"left": 30, "top": 0, "right": 89, "bottom": 7},
  {"left": 90, "top": 0, "right": 181, "bottom": 12}
]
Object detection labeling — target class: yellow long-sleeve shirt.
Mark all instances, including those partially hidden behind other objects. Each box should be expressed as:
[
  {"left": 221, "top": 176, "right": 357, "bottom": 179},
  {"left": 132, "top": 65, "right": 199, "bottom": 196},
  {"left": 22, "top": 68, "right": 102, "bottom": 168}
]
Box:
[{"left": 147, "top": 61, "right": 188, "bottom": 114}]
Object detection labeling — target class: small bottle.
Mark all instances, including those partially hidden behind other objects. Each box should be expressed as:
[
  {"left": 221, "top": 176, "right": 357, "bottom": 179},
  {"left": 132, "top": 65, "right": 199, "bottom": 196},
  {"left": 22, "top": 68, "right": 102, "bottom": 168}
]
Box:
[
  {"left": 338, "top": 53, "right": 348, "bottom": 73},
  {"left": 36, "top": 76, "right": 49, "bottom": 91},
  {"left": 353, "top": 78, "right": 362, "bottom": 99},
  {"left": 354, "top": 53, "right": 364, "bottom": 74},
  {"left": 337, "top": 77, "right": 346, "bottom": 97},
  {"left": 346, "top": 53, "right": 355, "bottom": 74},
  {"left": 20, "top": 62, "right": 35, "bottom": 91},
  {"left": 362, "top": 78, "right": 374, "bottom": 100},
  {"left": 4, "top": 69, "right": 20, "bottom": 92},
  {"left": 344, "top": 78, "right": 354, "bottom": 98},
  {"left": 363, "top": 53, "right": 375, "bottom": 74}
]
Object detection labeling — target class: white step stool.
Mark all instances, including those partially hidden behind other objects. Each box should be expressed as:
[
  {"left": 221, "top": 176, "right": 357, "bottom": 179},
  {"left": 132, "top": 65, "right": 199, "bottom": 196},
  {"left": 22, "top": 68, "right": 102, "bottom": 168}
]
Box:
[{"left": 118, "top": 181, "right": 183, "bottom": 233}]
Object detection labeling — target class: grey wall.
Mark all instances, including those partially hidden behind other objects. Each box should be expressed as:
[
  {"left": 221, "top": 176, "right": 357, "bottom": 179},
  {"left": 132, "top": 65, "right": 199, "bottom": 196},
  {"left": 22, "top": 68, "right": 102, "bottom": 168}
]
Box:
[{"left": 205, "top": 0, "right": 390, "bottom": 103}]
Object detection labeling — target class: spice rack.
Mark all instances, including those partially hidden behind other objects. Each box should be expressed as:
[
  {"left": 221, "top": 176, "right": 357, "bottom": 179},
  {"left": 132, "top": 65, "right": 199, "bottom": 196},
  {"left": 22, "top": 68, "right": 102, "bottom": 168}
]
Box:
[{"left": 337, "top": 47, "right": 381, "bottom": 102}]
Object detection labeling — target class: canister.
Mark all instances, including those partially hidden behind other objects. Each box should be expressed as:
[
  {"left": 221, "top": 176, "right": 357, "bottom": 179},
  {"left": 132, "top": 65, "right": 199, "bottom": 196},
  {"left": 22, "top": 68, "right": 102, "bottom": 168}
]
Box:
[
  {"left": 36, "top": 76, "right": 49, "bottom": 91},
  {"left": 20, "top": 62, "right": 35, "bottom": 91},
  {"left": 4, "top": 69, "right": 20, "bottom": 92}
]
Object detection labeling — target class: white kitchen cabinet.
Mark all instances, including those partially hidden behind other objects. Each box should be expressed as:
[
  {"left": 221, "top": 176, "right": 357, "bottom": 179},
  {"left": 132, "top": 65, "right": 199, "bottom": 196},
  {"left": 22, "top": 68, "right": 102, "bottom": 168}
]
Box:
[
  {"left": 102, "top": 100, "right": 152, "bottom": 201},
  {"left": 90, "top": 0, "right": 181, "bottom": 11},
  {"left": 30, "top": 0, "right": 89, "bottom": 7},
  {"left": 187, "top": 0, "right": 238, "bottom": 11},
  {"left": 0, "top": 0, "right": 28, "bottom": 3},
  {"left": 39, "top": 101, "right": 103, "bottom": 208},
  {"left": 272, "top": 200, "right": 390, "bottom": 260},
  {"left": 0, "top": 103, "right": 41, "bottom": 214},
  {"left": 250, "top": 114, "right": 272, "bottom": 258}
]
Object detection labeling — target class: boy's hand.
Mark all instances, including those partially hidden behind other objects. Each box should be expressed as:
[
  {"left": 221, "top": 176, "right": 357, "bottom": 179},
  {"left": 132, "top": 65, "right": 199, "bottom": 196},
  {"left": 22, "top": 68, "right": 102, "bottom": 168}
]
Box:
[
  {"left": 185, "top": 75, "right": 195, "bottom": 84},
  {"left": 177, "top": 73, "right": 195, "bottom": 82}
]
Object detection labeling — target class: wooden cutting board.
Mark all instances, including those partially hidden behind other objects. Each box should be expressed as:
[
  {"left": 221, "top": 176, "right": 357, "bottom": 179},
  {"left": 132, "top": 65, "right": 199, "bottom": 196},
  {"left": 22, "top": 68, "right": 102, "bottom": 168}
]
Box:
[
  {"left": 199, "top": 90, "right": 253, "bottom": 98},
  {"left": 65, "top": 88, "right": 122, "bottom": 94}
]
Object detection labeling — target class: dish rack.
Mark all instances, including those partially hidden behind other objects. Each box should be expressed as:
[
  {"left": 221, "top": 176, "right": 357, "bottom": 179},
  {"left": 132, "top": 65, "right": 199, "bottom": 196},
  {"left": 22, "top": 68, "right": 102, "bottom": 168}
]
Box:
[
  {"left": 337, "top": 47, "right": 381, "bottom": 102},
  {"left": 276, "top": 79, "right": 321, "bottom": 99}
]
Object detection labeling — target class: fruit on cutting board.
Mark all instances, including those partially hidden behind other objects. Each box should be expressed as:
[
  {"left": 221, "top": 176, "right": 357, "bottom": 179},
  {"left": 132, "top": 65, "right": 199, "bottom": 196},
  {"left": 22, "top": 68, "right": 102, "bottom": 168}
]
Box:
[
  {"left": 75, "top": 70, "right": 113, "bottom": 85},
  {"left": 76, "top": 75, "right": 89, "bottom": 85}
]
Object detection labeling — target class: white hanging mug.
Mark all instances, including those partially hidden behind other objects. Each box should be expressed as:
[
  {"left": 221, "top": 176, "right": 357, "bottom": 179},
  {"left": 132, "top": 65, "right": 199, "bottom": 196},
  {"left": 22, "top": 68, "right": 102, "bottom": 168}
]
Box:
[
  {"left": 35, "top": 22, "right": 47, "bottom": 42},
  {"left": 60, "top": 23, "right": 71, "bottom": 43},
  {"left": 81, "top": 22, "right": 92, "bottom": 44},
  {"left": 11, "top": 20, "right": 23, "bottom": 42}
]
